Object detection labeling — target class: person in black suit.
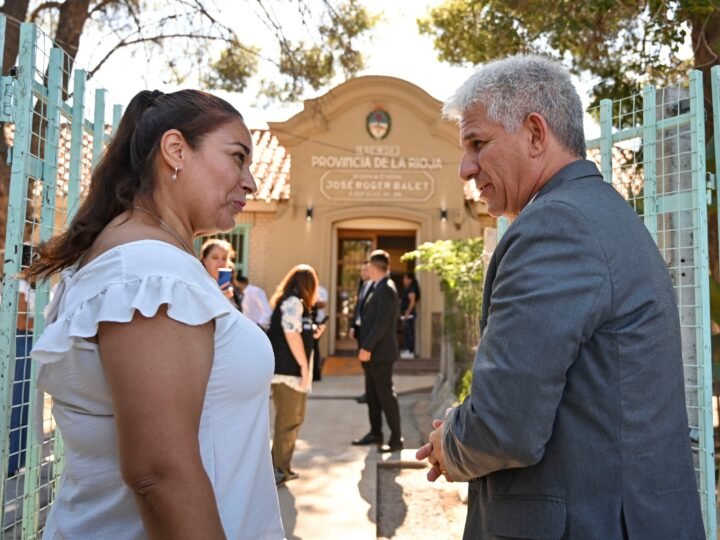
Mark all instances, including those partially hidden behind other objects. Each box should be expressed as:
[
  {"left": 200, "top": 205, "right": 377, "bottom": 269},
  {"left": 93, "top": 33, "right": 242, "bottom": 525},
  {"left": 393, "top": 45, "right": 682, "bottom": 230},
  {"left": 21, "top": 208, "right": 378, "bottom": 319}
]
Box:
[
  {"left": 350, "top": 261, "right": 371, "bottom": 404},
  {"left": 349, "top": 261, "right": 371, "bottom": 343},
  {"left": 351, "top": 250, "right": 403, "bottom": 453}
]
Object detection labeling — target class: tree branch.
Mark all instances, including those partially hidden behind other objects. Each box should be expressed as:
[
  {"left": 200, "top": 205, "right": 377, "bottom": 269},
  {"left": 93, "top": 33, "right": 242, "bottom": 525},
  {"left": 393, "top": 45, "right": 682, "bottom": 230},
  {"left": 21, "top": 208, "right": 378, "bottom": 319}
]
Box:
[
  {"left": 693, "top": 14, "right": 720, "bottom": 68},
  {"left": 88, "top": 0, "right": 117, "bottom": 18},
  {"left": 86, "top": 32, "right": 231, "bottom": 80},
  {"left": 29, "top": 1, "right": 62, "bottom": 23}
]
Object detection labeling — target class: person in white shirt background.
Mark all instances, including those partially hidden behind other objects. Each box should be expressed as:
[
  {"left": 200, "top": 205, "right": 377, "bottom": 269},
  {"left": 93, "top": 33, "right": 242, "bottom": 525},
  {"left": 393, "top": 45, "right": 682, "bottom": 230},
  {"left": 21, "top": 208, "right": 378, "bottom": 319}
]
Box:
[
  {"left": 235, "top": 274, "right": 272, "bottom": 329},
  {"left": 312, "top": 283, "right": 329, "bottom": 381}
]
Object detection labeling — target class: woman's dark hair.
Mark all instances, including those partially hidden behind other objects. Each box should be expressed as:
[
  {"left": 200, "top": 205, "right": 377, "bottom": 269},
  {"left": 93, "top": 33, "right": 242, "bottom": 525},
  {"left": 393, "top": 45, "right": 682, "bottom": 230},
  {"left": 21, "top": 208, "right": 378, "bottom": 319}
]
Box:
[
  {"left": 403, "top": 272, "right": 420, "bottom": 300},
  {"left": 23, "top": 89, "right": 243, "bottom": 281},
  {"left": 270, "top": 264, "right": 319, "bottom": 310},
  {"left": 199, "top": 238, "right": 235, "bottom": 263}
]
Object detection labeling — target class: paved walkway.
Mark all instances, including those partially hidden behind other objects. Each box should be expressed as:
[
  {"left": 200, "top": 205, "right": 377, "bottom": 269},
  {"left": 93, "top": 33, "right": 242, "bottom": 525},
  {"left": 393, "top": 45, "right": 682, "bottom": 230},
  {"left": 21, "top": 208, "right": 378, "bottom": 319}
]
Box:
[{"left": 273, "top": 372, "right": 446, "bottom": 539}]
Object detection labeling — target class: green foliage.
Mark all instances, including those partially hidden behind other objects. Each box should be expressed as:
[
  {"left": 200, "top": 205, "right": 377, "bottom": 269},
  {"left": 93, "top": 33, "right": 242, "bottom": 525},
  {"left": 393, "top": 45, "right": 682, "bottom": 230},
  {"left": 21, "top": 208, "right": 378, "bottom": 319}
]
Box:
[
  {"left": 202, "top": 41, "right": 260, "bottom": 93},
  {"left": 456, "top": 366, "right": 473, "bottom": 404},
  {"left": 258, "top": 0, "right": 380, "bottom": 102},
  {"left": 402, "top": 238, "right": 484, "bottom": 374},
  {"left": 12, "top": 0, "right": 379, "bottom": 105},
  {"left": 417, "top": 0, "right": 714, "bottom": 107}
]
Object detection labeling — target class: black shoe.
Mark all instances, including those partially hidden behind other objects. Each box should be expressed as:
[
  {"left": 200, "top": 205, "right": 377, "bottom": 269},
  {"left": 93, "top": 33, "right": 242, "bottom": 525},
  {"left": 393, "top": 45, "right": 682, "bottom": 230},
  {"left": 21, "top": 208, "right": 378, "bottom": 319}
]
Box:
[
  {"left": 379, "top": 438, "right": 404, "bottom": 453},
  {"left": 352, "top": 433, "right": 383, "bottom": 445},
  {"left": 355, "top": 393, "right": 367, "bottom": 404}
]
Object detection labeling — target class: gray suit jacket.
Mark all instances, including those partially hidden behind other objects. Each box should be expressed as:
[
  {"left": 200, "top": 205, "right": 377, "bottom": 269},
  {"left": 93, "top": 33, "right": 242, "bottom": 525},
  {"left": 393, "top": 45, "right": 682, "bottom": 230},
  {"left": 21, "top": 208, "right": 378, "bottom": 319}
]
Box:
[{"left": 443, "top": 160, "right": 704, "bottom": 539}]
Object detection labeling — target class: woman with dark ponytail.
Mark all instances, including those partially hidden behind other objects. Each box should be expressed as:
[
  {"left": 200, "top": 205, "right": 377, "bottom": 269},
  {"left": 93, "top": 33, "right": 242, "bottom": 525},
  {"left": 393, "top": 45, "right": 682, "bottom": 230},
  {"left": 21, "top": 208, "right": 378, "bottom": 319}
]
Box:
[{"left": 25, "top": 89, "right": 284, "bottom": 539}]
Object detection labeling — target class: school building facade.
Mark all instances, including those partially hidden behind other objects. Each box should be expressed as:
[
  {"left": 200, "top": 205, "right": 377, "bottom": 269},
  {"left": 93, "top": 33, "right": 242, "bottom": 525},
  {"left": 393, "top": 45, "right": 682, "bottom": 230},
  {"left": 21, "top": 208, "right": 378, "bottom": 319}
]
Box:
[{"left": 225, "top": 75, "right": 496, "bottom": 358}]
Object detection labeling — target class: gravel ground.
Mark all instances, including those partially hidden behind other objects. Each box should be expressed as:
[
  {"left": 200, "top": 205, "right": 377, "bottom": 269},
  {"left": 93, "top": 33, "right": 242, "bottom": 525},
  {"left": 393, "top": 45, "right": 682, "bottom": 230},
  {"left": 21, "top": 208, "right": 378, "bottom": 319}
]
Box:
[
  {"left": 377, "top": 465, "right": 466, "bottom": 539},
  {"left": 375, "top": 390, "right": 467, "bottom": 539}
]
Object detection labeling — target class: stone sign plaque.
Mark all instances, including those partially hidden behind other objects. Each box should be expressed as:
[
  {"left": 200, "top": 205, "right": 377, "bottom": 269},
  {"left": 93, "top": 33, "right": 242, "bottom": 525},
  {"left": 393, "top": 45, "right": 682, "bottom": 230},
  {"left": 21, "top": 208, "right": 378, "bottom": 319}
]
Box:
[{"left": 320, "top": 170, "right": 435, "bottom": 202}]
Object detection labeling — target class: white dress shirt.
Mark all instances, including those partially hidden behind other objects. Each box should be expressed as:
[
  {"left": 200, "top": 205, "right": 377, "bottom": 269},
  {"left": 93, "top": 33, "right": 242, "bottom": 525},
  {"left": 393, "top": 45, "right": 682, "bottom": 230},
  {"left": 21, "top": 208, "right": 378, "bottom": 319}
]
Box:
[{"left": 241, "top": 283, "right": 272, "bottom": 328}]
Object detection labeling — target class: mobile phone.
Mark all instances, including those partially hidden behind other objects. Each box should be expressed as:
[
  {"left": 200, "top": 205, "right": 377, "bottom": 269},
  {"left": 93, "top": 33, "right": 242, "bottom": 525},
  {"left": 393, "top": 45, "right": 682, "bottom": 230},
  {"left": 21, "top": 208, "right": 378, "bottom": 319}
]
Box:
[{"left": 217, "top": 268, "right": 233, "bottom": 288}]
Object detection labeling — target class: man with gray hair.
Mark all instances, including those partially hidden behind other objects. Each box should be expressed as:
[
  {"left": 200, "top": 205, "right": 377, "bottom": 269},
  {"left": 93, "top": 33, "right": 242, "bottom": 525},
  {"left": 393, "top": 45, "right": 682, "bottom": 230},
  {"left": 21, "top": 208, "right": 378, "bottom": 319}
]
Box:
[{"left": 416, "top": 55, "right": 704, "bottom": 539}]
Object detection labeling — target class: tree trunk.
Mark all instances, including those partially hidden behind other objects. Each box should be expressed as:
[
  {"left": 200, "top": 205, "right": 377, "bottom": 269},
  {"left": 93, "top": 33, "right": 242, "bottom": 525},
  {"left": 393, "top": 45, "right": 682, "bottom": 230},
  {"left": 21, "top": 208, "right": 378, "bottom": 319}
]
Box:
[
  {"left": 1, "top": 0, "right": 30, "bottom": 75},
  {"left": 54, "top": 0, "right": 91, "bottom": 65},
  {"left": 690, "top": 8, "right": 720, "bottom": 148},
  {"left": 22, "top": 0, "right": 91, "bottom": 245},
  {"left": 31, "top": 0, "right": 91, "bottom": 157},
  {"left": 0, "top": 0, "right": 30, "bottom": 258},
  {"left": 0, "top": 0, "right": 91, "bottom": 254}
]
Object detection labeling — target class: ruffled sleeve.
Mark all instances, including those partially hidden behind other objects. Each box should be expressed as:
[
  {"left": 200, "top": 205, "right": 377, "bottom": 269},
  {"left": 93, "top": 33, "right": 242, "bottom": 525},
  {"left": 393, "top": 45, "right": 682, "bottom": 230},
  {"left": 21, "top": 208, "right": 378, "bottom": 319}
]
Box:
[{"left": 31, "top": 241, "right": 232, "bottom": 366}]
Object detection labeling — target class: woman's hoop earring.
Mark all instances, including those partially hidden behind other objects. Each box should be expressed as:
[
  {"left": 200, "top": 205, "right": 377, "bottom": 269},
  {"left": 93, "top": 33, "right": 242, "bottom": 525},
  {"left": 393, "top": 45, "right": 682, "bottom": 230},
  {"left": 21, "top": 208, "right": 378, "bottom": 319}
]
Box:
[{"left": 171, "top": 166, "right": 178, "bottom": 181}]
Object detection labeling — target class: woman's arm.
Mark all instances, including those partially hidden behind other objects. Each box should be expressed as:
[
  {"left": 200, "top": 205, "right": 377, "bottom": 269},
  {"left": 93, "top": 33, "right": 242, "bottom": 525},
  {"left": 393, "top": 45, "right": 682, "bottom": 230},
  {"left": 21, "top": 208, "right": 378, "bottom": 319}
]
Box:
[
  {"left": 285, "top": 331, "right": 311, "bottom": 390},
  {"left": 98, "top": 305, "right": 225, "bottom": 539}
]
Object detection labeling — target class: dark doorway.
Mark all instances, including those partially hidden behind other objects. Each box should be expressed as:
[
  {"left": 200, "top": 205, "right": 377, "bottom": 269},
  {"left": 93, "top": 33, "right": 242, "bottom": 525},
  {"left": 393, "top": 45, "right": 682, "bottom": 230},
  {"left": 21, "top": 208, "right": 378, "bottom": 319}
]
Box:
[{"left": 335, "top": 229, "right": 416, "bottom": 355}]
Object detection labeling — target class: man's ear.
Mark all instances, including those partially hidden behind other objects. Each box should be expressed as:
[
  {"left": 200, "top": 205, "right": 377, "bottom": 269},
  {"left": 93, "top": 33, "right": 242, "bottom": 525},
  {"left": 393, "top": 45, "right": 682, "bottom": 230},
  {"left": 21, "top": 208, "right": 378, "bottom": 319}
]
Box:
[
  {"left": 524, "top": 112, "right": 549, "bottom": 158},
  {"left": 158, "top": 129, "right": 185, "bottom": 172}
]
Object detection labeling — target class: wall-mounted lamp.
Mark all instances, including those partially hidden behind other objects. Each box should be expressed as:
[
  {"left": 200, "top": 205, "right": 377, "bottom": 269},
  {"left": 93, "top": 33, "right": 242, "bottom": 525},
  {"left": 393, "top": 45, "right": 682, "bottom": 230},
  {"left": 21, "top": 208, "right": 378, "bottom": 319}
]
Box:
[
  {"left": 440, "top": 208, "right": 448, "bottom": 223},
  {"left": 306, "top": 206, "right": 314, "bottom": 222}
]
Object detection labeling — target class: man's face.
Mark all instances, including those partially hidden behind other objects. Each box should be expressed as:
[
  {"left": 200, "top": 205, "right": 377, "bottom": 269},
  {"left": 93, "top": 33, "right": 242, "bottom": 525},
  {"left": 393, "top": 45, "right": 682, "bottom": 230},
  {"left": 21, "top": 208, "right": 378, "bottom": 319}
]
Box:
[
  {"left": 367, "top": 262, "right": 384, "bottom": 281},
  {"left": 360, "top": 263, "right": 370, "bottom": 281},
  {"left": 458, "top": 103, "right": 534, "bottom": 218}
]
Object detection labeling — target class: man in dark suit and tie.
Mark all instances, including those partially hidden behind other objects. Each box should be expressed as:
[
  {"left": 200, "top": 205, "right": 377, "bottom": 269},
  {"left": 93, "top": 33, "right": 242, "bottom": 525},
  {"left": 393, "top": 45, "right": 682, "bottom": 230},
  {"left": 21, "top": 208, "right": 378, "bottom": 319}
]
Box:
[
  {"left": 350, "top": 260, "right": 372, "bottom": 342},
  {"left": 416, "top": 55, "right": 704, "bottom": 539},
  {"left": 351, "top": 250, "right": 403, "bottom": 453},
  {"left": 350, "top": 260, "right": 371, "bottom": 404}
]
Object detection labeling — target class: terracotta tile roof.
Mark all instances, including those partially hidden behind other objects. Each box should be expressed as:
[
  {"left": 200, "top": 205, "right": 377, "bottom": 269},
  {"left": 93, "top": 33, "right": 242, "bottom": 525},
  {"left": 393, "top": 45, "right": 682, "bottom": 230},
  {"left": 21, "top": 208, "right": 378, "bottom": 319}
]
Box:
[{"left": 250, "top": 129, "right": 291, "bottom": 202}]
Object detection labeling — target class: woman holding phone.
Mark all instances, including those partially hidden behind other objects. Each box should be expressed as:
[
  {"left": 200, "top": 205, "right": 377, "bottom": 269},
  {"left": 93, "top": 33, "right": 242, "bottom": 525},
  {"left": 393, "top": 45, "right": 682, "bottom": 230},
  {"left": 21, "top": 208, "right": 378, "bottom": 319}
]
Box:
[
  {"left": 200, "top": 238, "right": 236, "bottom": 304},
  {"left": 25, "top": 90, "right": 284, "bottom": 539}
]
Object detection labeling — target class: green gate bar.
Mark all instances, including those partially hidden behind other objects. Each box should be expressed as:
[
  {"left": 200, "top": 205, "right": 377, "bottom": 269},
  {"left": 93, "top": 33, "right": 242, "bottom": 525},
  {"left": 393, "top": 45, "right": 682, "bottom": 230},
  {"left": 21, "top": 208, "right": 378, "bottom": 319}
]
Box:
[
  {"left": 689, "top": 68, "right": 717, "bottom": 540},
  {"left": 92, "top": 88, "right": 106, "bottom": 167},
  {"left": 112, "top": 103, "right": 123, "bottom": 134},
  {"left": 67, "top": 69, "right": 85, "bottom": 222},
  {"left": 642, "top": 86, "right": 657, "bottom": 241},
  {"left": 0, "top": 22, "right": 38, "bottom": 530},
  {"left": 20, "top": 45, "right": 65, "bottom": 538},
  {"left": 714, "top": 65, "right": 720, "bottom": 193},
  {"left": 599, "top": 99, "right": 612, "bottom": 183}
]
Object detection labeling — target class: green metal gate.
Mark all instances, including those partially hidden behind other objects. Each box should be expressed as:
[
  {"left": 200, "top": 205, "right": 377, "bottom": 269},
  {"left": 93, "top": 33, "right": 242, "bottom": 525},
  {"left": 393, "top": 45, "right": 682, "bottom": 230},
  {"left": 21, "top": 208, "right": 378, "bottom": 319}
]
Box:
[
  {"left": 494, "top": 71, "right": 719, "bottom": 538},
  {"left": 586, "top": 70, "right": 717, "bottom": 538},
  {"left": 0, "top": 18, "right": 120, "bottom": 538}
]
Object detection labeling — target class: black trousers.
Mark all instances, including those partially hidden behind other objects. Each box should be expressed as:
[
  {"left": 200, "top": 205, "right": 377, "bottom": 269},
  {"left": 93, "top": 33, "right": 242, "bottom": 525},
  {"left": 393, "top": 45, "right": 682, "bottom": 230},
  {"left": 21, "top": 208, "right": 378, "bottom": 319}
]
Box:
[{"left": 363, "top": 361, "right": 401, "bottom": 442}]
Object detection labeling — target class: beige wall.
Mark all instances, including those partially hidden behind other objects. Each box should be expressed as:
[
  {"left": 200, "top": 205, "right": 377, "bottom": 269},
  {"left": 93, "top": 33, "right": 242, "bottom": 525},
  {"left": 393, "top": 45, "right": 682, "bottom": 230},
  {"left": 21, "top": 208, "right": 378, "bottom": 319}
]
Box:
[
  {"left": 237, "top": 211, "right": 276, "bottom": 295},
  {"left": 245, "top": 76, "right": 494, "bottom": 358}
]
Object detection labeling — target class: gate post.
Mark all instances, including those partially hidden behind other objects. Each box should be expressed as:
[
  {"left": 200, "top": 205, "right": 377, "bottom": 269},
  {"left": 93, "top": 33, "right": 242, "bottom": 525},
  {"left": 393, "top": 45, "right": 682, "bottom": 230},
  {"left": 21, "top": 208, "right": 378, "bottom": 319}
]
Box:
[
  {"left": 642, "top": 86, "right": 658, "bottom": 241},
  {"left": 599, "top": 99, "right": 613, "bottom": 183},
  {"left": 689, "top": 69, "right": 716, "bottom": 538},
  {"left": 20, "top": 45, "right": 64, "bottom": 537},
  {"left": 0, "top": 22, "right": 37, "bottom": 529},
  {"left": 67, "top": 69, "right": 85, "bottom": 222}
]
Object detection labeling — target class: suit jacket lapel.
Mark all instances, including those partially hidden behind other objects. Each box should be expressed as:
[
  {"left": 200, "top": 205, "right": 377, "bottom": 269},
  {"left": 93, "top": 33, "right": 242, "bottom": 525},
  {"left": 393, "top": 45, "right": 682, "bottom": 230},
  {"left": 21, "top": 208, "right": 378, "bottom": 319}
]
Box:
[{"left": 480, "top": 251, "right": 497, "bottom": 335}]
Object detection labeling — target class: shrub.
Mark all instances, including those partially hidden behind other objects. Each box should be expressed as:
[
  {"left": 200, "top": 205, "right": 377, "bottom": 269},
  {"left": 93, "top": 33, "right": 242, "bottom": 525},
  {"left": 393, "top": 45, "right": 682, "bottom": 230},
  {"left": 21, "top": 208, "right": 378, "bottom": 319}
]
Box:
[{"left": 402, "top": 238, "right": 484, "bottom": 383}]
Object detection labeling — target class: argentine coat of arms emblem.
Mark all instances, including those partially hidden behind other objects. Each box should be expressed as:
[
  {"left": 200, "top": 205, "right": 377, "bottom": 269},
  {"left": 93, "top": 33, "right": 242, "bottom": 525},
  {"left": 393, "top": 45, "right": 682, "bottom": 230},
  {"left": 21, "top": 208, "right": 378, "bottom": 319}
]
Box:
[{"left": 366, "top": 109, "right": 391, "bottom": 140}]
